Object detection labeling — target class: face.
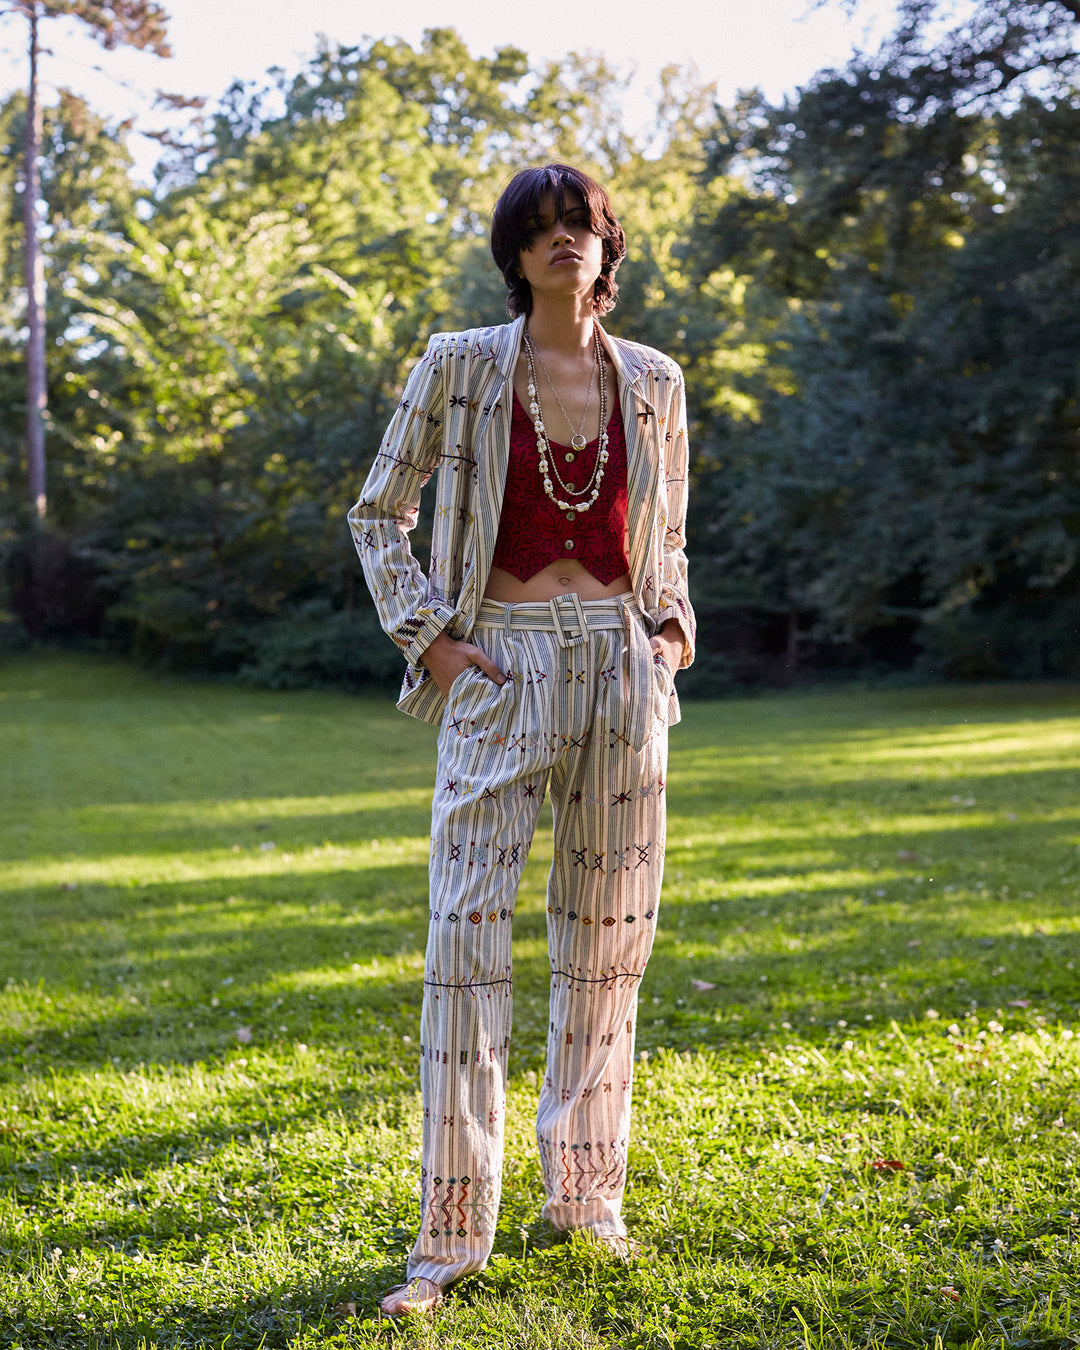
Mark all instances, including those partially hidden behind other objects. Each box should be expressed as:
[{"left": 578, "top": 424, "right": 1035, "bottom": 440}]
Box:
[{"left": 516, "top": 188, "right": 604, "bottom": 308}]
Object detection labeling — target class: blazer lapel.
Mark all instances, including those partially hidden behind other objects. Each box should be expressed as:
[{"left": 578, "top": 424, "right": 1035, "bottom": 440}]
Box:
[
  {"left": 470, "top": 316, "right": 524, "bottom": 615},
  {"left": 604, "top": 331, "right": 660, "bottom": 609}
]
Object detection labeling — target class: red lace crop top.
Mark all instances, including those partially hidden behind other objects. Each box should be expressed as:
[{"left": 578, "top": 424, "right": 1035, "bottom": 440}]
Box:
[{"left": 490, "top": 390, "right": 630, "bottom": 584}]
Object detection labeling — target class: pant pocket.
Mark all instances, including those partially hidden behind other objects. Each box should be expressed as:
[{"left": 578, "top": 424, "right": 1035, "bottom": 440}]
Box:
[{"left": 650, "top": 647, "right": 674, "bottom": 722}]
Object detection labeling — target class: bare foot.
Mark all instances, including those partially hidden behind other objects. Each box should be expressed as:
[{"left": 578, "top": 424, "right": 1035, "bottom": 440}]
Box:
[
  {"left": 580, "top": 1230, "right": 640, "bottom": 1261},
  {"left": 600, "top": 1234, "right": 639, "bottom": 1261},
  {"left": 379, "top": 1277, "right": 443, "bottom": 1317}
]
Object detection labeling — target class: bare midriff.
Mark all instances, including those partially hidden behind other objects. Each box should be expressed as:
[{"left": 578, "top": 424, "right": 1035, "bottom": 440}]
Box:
[{"left": 484, "top": 559, "right": 633, "bottom": 603}]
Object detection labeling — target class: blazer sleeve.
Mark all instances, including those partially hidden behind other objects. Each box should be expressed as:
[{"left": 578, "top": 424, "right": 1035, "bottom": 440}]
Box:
[
  {"left": 657, "top": 367, "right": 696, "bottom": 668},
  {"left": 347, "top": 335, "right": 457, "bottom": 666}
]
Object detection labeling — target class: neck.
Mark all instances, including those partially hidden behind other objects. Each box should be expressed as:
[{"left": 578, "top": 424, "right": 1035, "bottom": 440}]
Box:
[{"left": 525, "top": 294, "right": 597, "bottom": 356}]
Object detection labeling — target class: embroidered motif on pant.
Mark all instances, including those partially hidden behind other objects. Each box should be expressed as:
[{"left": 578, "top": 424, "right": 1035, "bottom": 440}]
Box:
[
  {"left": 409, "top": 611, "right": 669, "bottom": 1287},
  {"left": 537, "top": 1136, "right": 627, "bottom": 1205}
]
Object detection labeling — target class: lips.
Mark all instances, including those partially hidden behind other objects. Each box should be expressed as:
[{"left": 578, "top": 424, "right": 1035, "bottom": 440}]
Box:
[{"left": 551, "top": 250, "right": 582, "bottom": 265}]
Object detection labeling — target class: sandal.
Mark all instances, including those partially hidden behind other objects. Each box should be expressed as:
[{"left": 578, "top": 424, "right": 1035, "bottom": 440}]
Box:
[{"left": 379, "top": 1277, "right": 443, "bottom": 1317}]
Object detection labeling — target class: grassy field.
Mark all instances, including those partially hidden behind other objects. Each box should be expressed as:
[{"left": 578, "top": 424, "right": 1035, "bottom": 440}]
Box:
[{"left": 1, "top": 653, "right": 1078, "bottom": 1350}]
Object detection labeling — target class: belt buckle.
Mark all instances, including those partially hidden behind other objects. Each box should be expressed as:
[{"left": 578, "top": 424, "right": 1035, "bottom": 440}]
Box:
[{"left": 549, "top": 592, "right": 588, "bottom": 648}]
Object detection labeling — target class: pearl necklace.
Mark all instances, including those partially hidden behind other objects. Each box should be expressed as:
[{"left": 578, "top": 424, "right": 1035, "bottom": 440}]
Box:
[{"left": 523, "top": 325, "right": 610, "bottom": 519}]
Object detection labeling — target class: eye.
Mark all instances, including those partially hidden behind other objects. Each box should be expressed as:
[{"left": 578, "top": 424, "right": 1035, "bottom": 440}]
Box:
[{"left": 523, "top": 213, "right": 553, "bottom": 242}]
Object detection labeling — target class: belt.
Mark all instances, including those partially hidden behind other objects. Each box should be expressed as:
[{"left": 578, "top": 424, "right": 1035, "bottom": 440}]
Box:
[{"left": 474, "top": 592, "right": 655, "bottom": 752}]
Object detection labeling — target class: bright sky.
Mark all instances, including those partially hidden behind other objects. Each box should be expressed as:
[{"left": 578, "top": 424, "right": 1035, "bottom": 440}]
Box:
[{"left": 0, "top": 0, "right": 901, "bottom": 180}]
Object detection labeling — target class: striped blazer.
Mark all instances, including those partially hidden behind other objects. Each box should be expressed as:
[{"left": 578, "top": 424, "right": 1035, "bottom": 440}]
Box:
[{"left": 347, "top": 314, "right": 695, "bottom": 728}]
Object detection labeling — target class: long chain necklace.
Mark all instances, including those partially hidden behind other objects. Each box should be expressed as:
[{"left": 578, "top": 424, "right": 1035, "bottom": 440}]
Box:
[
  {"left": 530, "top": 340, "right": 597, "bottom": 457},
  {"left": 523, "top": 325, "right": 610, "bottom": 519},
  {"left": 529, "top": 333, "right": 602, "bottom": 501}
]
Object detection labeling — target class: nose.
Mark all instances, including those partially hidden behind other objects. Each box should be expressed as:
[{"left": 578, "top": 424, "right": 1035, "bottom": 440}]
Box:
[{"left": 552, "top": 225, "right": 573, "bottom": 245}]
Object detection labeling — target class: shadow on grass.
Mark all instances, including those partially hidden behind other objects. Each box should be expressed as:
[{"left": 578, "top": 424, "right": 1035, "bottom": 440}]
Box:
[
  {"left": 0, "top": 1254, "right": 411, "bottom": 1348},
  {"left": 0, "top": 799, "right": 436, "bottom": 867},
  {"left": 4, "top": 756, "right": 1080, "bottom": 871},
  {"left": 5, "top": 891, "right": 1077, "bottom": 1090},
  {"left": 3, "top": 784, "right": 1080, "bottom": 1077}
]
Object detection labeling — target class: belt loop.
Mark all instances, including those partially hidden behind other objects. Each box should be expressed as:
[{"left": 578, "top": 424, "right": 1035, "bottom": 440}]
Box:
[
  {"left": 568, "top": 590, "right": 587, "bottom": 644},
  {"left": 549, "top": 592, "right": 587, "bottom": 647},
  {"left": 547, "top": 596, "right": 563, "bottom": 645},
  {"left": 503, "top": 600, "right": 513, "bottom": 638}
]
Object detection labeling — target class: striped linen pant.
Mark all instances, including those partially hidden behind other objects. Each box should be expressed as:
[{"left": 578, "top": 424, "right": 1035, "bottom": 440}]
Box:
[{"left": 407, "top": 592, "right": 670, "bottom": 1286}]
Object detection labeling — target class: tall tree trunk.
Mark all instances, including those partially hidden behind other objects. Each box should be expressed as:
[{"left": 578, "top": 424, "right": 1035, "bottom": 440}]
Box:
[{"left": 23, "top": 3, "right": 47, "bottom": 521}]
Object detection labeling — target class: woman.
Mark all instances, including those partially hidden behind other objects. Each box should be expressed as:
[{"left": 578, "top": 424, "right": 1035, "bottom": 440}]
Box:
[{"left": 348, "top": 163, "right": 694, "bottom": 1315}]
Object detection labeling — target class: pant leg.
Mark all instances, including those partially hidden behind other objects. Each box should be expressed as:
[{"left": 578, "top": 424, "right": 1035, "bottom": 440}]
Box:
[
  {"left": 407, "top": 634, "right": 555, "bottom": 1285},
  {"left": 537, "top": 623, "right": 669, "bottom": 1237}
]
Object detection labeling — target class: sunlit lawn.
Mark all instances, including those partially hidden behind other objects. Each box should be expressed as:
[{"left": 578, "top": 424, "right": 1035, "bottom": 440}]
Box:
[{"left": 1, "top": 653, "right": 1078, "bottom": 1349}]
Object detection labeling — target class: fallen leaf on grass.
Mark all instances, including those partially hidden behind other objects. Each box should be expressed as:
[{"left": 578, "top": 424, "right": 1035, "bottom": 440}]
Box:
[
  {"left": 1007, "top": 999, "right": 1030, "bottom": 1008},
  {"left": 871, "top": 1158, "right": 905, "bottom": 1172},
  {"left": 690, "top": 979, "right": 717, "bottom": 992},
  {"left": 907, "top": 939, "right": 922, "bottom": 948},
  {"left": 334, "top": 1302, "right": 357, "bottom": 1320},
  {"left": 938, "top": 1286, "right": 961, "bottom": 1302}
]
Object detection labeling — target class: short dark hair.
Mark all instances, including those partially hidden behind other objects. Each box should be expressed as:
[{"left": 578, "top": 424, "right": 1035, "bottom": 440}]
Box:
[{"left": 490, "top": 164, "right": 626, "bottom": 318}]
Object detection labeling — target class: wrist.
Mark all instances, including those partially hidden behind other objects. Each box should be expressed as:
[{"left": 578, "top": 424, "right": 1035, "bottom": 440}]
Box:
[
  {"left": 656, "top": 620, "right": 686, "bottom": 664},
  {"left": 419, "top": 630, "right": 456, "bottom": 668}
]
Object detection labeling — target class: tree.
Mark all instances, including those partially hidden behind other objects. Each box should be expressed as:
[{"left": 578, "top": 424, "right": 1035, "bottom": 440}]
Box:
[
  {"left": 0, "top": 85, "right": 145, "bottom": 642},
  {"left": 0, "top": 86, "right": 142, "bottom": 498},
  {"left": 685, "top": 0, "right": 1080, "bottom": 678},
  {"left": 60, "top": 32, "right": 635, "bottom": 681},
  {"left": 4, "top": 0, "right": 169, "bottom": 522}
]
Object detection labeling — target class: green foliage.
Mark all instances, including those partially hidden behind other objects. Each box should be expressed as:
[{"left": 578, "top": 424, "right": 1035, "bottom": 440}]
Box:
[
  {"left": 1, "top": 655, "right": 1078, "bottom": 1347},
  {"left": 686, "top": 0, "right": 1080, "bottom": 677},
  {"left": 232, "top": 602, "right": 406, "bottom": 690},
  {"left": 25, "top": 31, "right": 665, "bottom": 675},
  {"left": 0, "top": 88, "right": 142, "bottom": 524},
  {"left": 0, "top": 9, "right": 1077, "bottom": 684},
  {"left": 28, "top": 1, "right": 170, "bottom": 57}
]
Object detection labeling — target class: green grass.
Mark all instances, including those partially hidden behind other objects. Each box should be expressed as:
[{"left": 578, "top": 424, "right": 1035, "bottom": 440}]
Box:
[{"left": 2, "top": 652, "right": 1079, "bottom": 1350}]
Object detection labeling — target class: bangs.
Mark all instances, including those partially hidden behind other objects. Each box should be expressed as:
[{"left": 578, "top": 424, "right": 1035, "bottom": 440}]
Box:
[{"left": 496, "top": 165, "right": 607, "bottom": 255}]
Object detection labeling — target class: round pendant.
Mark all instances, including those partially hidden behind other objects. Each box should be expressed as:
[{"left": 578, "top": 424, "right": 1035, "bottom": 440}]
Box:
[{"left": 570, "top": 434, "right": 587, "bottom": 451}]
